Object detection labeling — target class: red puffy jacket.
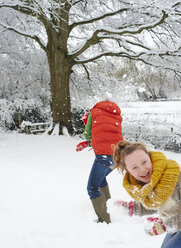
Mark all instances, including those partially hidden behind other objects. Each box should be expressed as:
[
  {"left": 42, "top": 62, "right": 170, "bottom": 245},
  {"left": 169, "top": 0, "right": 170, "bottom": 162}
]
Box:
[{"left": 91, "top": 101, "right": 123, "bottom": 155}]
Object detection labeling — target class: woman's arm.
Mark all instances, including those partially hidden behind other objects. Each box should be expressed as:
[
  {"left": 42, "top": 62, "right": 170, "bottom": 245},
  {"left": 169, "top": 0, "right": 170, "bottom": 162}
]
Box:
[{"left": 134, "top": 201, "right": 156, "bottom": 216}]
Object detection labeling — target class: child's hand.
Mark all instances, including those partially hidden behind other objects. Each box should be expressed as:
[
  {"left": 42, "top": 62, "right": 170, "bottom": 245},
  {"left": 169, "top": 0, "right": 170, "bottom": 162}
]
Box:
[
  {"left": 76, "top": 141, "right": 89, "bottom": 151},
  {"left": 114, "top": 200, "right": 134, "bottom": 216},
  {"left": 145, "top": 217, "right": 166, "bottom": 236}
]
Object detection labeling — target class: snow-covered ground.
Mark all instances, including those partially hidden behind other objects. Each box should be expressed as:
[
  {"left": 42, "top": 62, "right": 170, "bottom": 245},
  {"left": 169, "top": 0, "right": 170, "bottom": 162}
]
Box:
[
  {"left": 120, "top": 101, "right": 181, "bottom": 136},
  {"left": 1, "top": 132, "right": 181, "bottom": 248}
]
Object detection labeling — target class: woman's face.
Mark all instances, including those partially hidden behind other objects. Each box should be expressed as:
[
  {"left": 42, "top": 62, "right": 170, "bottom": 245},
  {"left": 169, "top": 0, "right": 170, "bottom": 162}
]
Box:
[{"left": 125, "top": 149, "right": 153, "bottom": 183}]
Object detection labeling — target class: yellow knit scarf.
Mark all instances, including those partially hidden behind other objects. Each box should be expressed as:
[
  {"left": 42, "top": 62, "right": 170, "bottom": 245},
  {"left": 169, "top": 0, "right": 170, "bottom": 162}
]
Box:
[{"left": 123, "top": 151, "right": 180, "bottom": 209}]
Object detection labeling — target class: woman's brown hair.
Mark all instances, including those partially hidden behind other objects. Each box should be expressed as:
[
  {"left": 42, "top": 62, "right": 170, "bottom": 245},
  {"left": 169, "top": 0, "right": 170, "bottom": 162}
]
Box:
[{"left": 113, "top": 140, "right": 149, "bottom": 173}]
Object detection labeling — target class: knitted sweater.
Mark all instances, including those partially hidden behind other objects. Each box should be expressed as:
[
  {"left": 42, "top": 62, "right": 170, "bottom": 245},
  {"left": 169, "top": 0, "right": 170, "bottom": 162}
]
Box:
[
  {"left": 123, "top": 152, "right": 180, "bottom": 209},
  {"left": 133, "top": 173, "right": 181, "bottom": 233}
]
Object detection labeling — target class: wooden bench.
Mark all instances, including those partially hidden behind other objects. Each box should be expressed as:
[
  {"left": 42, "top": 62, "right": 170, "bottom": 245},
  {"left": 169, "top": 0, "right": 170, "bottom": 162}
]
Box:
[{"left": 19, "top": 121, "right": 50, "bottom": 134}]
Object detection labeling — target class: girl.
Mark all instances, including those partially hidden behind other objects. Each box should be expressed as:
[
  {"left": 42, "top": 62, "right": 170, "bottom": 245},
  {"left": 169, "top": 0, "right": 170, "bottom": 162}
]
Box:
[
  {"left": 84, "top": 100, "right": 123, "bottom": 224},
  {"left": 113, "top": 140, "right": 181, "bottom": 248}
]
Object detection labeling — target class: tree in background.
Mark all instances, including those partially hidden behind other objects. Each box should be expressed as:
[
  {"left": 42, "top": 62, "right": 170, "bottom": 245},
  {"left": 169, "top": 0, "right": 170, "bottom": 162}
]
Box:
[
  {"left": 137, "top": 66, "right": 168, "bottom": 100},
  {"left": 0, "top": 29, "right": 51, "bottom": 129},
  {"left": 134, "top": 64, "right": 181, "bottom": 101},
  {"left": 70, "top": 57, "right": 140, "bottom": 108},
  {"left": 0, "top": 34, "right": 50, "bottom": 102},
  {"left": 0, "top": 0, "right": 181, "bottom": 134}
]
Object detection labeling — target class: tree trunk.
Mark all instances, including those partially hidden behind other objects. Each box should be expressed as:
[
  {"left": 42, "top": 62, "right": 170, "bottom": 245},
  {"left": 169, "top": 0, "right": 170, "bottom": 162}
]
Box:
[{"left": 46, "top": 29, "right": 74, "bottom": 135}]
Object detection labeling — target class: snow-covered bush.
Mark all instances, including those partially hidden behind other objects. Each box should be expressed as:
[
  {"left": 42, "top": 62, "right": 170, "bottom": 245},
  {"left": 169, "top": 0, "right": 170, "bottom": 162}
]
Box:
[
  {"left": 0, "top": 99, "right": 51, "bottom": 130},
  {"left": 71, "top": 107, "right": 88, "bottom": 135}
]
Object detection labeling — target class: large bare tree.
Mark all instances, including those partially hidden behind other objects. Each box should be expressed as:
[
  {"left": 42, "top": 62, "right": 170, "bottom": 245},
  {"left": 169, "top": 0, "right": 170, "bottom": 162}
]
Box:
[{"left": 0, "top": 0, "right": 181, "bottom": 134}]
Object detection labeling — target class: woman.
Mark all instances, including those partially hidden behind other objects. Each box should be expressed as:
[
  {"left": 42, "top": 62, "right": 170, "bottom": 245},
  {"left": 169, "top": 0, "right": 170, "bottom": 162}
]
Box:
[{"left": 113, "top": 140, "right": 181, "bottom": 248}]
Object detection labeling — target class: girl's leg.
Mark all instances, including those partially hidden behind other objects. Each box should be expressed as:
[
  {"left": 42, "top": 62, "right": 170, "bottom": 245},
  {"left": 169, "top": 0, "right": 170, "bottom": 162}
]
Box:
[
  {"left": 87, "top": 155, "right": 114, "bottom": 199},
  {"left": 88, "top": 155, "right": 113, "bottom": 223},
  {"left": 100, "top": 156, "right": 114, "bottom": 188},
  {"left": 161, "top": 231, "right": 181, "bottom": 248}
]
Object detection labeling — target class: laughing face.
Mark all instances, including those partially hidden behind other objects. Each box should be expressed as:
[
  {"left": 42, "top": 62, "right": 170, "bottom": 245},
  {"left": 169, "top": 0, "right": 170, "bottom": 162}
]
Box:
[{"left": 125, "top": 149, "right": 153, "bottom": 183}]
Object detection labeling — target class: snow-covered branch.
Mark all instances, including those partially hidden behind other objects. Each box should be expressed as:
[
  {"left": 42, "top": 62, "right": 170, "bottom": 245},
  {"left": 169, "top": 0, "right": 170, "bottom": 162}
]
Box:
[
  {"left": 69, "top": 7, "right": 129, "bottom": 32},
  {"left": 70, "top": 10, "right": 167, "bottom": 61},
  {"left": 74, "top": 50, "right": 145, "bottom": 64},
  {"left": 96, "top": 10, "right": 168, "bottom": 36},
  {"left": 0, "top": 3, "right": 37, "bottom": 16},
  {"left": 0, "top": 21, "right": 46, "bottom": 51}
]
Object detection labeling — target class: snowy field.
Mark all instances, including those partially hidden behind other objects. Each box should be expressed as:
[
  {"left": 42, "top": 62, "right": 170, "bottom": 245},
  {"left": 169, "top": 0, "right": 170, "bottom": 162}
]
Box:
[
  {"left": 0, "top": 100, "right": 181, "bottom": 248},
  {"left": 1, "top": 132, "right": 181, "bottom": 248},
  {"left": 120, "top": 101, "right": 181, "bottom": 136}
]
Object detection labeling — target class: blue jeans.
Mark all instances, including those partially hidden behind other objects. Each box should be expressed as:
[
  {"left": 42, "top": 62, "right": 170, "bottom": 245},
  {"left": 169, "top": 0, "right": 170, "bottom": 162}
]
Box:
[
  {"left": 87, "top": 154, "right": 114, "bottom": 199},
  {"left": 161, "top": 232, "right": 181, "bottom": 248}
]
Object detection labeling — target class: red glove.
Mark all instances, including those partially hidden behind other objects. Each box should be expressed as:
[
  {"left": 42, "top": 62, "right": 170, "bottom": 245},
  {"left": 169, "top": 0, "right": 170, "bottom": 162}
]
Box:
[
  {"left": 114, "top": 200, "right": 134, "bottom": 216},
  {"left": 82, "top": 112, "right": 89, "bottom": 125},
  {"left": 145, "top": 217, "right": 166, "bottom": 236},
  {"left": 76, "top": 141, "right": 89, "bottom": 152}
]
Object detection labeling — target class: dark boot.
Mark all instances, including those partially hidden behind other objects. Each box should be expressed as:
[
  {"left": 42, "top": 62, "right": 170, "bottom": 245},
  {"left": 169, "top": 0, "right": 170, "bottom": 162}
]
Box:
[
  {"left": 100, "top": 185, "right": 111, "bottom": 201},
  {"left": 91, "top": 195, "right": 111, "bottom": 224}
]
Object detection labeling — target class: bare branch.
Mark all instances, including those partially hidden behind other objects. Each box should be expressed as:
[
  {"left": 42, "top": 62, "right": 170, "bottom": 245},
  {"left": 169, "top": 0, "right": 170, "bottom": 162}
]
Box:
[{"left": 82, "top": 64, "right": 90, "bottom": 80}]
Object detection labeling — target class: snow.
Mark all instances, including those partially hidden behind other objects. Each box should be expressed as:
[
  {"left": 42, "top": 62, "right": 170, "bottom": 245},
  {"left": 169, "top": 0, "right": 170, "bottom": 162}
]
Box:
[
  {"left": 1, "top": 132, "right": 181, "bottom": 248},
  {"left": 1, "top": 97, "right": 181, "bottom": 248},
  {"left": 120, "top": 101, "right": 181, "bottom": 138}
]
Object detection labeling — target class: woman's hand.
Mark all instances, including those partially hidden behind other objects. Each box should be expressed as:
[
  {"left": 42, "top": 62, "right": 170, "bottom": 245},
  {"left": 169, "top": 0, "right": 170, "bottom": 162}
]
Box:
[
  {"left": 145, "top": 217, "right": 166, "bottom": 235},
  {"left": 114, "top": 200, "right": 134, "bottom": 216}
]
